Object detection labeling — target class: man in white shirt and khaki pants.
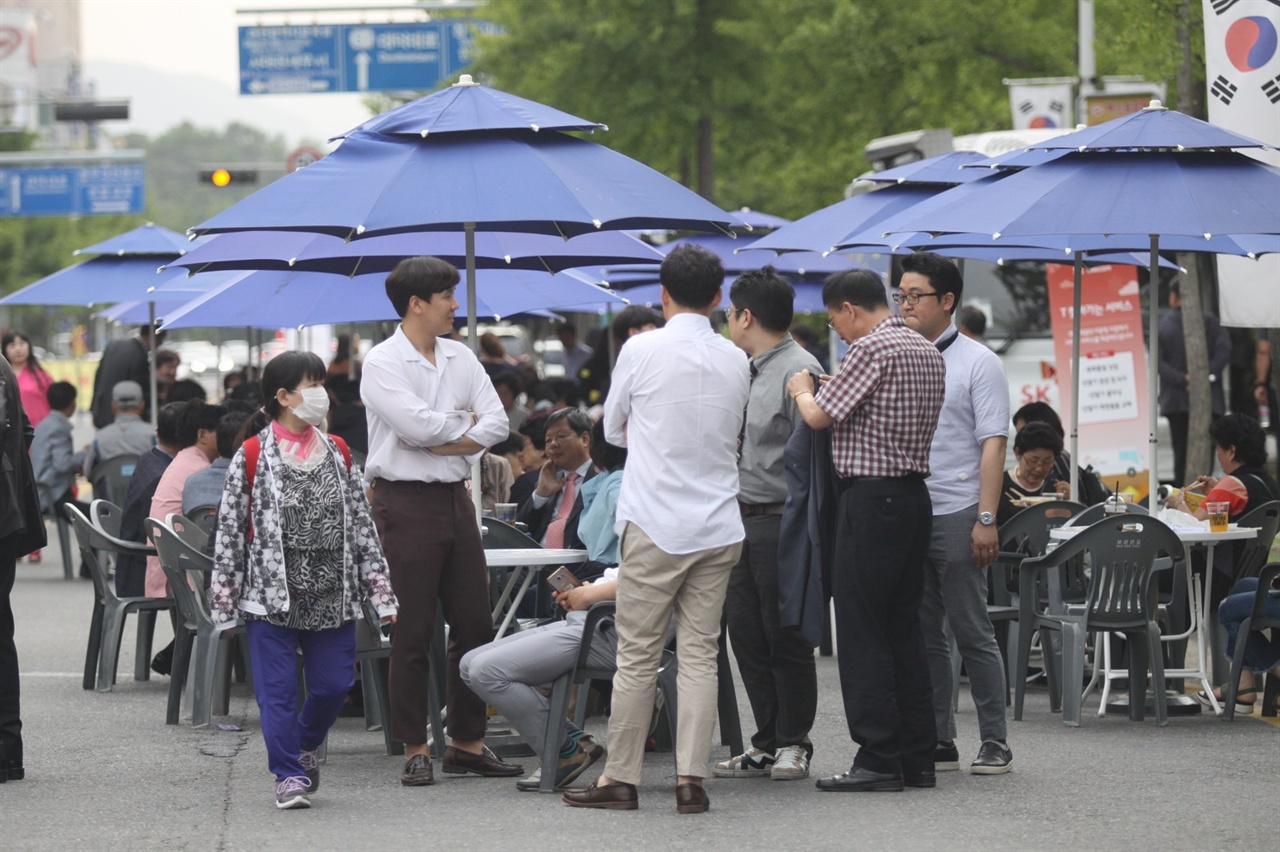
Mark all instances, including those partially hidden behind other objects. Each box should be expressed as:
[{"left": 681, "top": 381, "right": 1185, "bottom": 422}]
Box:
[
  {"left": 563, "top": 245, "right": 750, "bottom": 815},
  {"left": 361, "top": 256, "right": 521, "bottom": 787}
]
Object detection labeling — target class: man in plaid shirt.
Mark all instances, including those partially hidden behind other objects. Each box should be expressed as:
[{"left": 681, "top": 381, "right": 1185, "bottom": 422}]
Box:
[{"left": 787, "top": 268, "right": 946, "bottom": 793}]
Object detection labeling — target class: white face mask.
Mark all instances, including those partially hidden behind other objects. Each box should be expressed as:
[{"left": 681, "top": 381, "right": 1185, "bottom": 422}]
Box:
[{"left": 290, "top": 386, "right": 330, "bottom": 427}]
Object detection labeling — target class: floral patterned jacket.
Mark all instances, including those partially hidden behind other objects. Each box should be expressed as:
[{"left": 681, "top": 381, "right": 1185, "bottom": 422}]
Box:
[{"left": 210, "top": 425, "right": 397, "bottom": 626}]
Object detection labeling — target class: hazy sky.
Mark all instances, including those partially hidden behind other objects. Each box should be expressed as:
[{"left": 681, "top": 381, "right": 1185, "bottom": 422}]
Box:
[{"left": 79, "top": 0, "right": 451, "bottom": 145}]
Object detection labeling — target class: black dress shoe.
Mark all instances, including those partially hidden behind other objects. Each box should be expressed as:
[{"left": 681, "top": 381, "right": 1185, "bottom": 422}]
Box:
[
  {"left": 563, "top": 781, "right": 639, "bottom": 810},
  {"left": 675, "top": 783, "right": 709, "bottom": 814},
  {"left": 441, "top": 745, "right": 523, "bottom": 777},
  {"left": 400, "top": 754, "right": 434, "bottom": 786},
  {"left": 903, "top": 770, "right": 936, "bottom": 788},
  {"left": 815, "top": 766, "right": 904, "bottom": 792}
]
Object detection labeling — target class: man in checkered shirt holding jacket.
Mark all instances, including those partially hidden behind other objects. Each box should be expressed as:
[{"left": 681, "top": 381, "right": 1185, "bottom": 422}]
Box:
[{"left": 787, "top": 268, "right": 946, "bottom": 793}]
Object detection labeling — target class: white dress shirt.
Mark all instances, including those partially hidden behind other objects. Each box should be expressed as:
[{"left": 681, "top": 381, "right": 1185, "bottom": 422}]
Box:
[
  {"left": 926, "top": 324, "right": 1010, "bottom": 515},
  {"left": 604, "top": 312, "right": 750, "bottom": 554},
  {"left": 361, "top": 325, "right": 508, "bottom": 483}
]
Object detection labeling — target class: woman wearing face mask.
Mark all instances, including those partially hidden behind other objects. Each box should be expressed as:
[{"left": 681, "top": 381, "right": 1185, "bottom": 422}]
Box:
[{"left": 210, "top": 351, "right": 397, "bottom": 811}]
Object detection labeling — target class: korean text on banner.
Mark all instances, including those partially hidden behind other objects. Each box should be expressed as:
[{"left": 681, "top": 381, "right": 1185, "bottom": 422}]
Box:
[
  {"left": 1203, "top": 0, "right": 1280, "bottom": 328},
  {"left": 1045, "top": 263, "right": 1151, "bottom": 496}
]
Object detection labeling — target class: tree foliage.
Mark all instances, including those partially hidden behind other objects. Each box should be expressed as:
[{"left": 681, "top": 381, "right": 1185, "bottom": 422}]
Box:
[{"left": 475, "top": 0, "right": 1194, "bottom": 217}]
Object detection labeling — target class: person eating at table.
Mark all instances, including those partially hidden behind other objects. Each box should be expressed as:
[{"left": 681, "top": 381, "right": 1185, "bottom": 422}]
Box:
[
  {"left": 997, "top": 422, "right": 1069, "bottom": 525},
  {"left": 1164, "top": 413, "right": 1280, "bottom": 613}
]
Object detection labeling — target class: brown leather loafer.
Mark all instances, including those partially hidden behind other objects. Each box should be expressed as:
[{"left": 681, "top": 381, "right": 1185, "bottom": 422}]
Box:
[
  {"left": 675, "top": 783, "right": 710, "bottom": 814},
  {"left": 400, "top": 754, "right": 434, "bottom": 786},
  {"left": 441, "top": 745, "right": 524, "bottom": 777},
  {"left": 562, "top": 781, "right": 639, "bottom": 810}
]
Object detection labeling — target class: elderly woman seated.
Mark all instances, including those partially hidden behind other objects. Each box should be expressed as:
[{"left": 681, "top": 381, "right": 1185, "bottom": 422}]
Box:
[
  {"left": 460, "top": 419, "right": 626, "bottom": 791},
  {"left": 997, "top": 422, "right": 1071, "bottom": 525}
]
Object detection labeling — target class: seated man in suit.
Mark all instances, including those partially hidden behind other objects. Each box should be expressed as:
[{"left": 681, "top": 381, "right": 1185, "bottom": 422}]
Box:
[{"left": 516, "top": 407, "right": 595, "bottom": 552}]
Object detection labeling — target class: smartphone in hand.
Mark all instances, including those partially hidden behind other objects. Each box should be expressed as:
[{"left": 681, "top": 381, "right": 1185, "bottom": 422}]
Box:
[{"left": 545, "top": 566, "right": 582, "bottom": 594}]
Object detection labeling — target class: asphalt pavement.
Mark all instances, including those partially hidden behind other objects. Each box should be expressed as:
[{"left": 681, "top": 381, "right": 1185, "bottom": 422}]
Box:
[{"left": 3, "top": 548, "right": 1276, "bottom": 852}]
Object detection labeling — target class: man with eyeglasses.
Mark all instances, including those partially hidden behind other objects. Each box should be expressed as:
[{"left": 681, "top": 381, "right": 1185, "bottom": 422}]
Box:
[
  {"left": 897, "top": 252, "right": 1013, "bottom": 778},
  {"left": 787, "top": 268, "right": 945, "bottom": 792}
]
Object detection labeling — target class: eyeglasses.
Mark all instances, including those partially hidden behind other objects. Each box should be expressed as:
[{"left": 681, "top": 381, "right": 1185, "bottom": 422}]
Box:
[
  {"left": 892, "top": 291, "right": 942, "bottom": 306},
  {"left": 827, "top": 320, "right": 837, "bottom": 331}
]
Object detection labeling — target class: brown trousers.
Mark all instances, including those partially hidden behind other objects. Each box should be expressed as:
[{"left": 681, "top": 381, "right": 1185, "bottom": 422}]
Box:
[{"left": 372, "top": 479, "right": 492, "bottom": 745}]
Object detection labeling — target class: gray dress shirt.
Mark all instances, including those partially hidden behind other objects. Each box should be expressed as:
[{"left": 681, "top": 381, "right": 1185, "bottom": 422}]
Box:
[{"left": 738, "top": 336, "right": 822, "bottom": 505}]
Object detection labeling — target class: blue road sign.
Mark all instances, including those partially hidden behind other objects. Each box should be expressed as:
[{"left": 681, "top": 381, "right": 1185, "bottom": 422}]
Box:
[
  {"left": 239, "top": 20, "right": 499, "bottom": 95},
  {"left": 0, "top": 163, "right": 146, "bottom": 218}
]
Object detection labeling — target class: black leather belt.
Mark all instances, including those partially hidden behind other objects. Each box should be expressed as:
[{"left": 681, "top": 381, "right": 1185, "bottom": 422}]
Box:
[{"left": 837, "top": 473, "right": 925, "bottom": 492}]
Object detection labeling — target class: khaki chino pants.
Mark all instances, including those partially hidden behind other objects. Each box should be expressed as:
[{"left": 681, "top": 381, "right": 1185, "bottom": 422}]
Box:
[{"left": 603, "top": 523, "right": 741, "bottom": 784}]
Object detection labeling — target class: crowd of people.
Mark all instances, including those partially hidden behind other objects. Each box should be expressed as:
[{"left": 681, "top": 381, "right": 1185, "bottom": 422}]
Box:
[{"left": 0, "top": 246, "right": 1277, "bottom": 808}]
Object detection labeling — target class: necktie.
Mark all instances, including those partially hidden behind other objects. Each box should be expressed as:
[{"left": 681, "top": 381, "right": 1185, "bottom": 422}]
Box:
[{"left": 545, "top": 471, "right": 580, "bottom": 549}]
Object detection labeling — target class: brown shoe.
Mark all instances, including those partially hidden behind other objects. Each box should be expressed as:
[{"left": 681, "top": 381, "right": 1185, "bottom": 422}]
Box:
[
  {"left": 441, "top": 745, "right": 524, "bottom": 777},
  {"left": 400, "top": 754, "right": 434, "bottom": 786},
  {"left": 675, "top": 783, "right": 710, "bottom": 814},
  {"left": 562, "top": 781, "right": 639, "bottom": 810}
]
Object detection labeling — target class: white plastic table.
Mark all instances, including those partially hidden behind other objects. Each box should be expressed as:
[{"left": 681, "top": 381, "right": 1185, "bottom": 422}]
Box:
[
  {"left": 485, "top": 548, "right": 589, "bottom": 638},
  {"left": 1049, "top": 522, "right": 1257, "bottom": 713}
]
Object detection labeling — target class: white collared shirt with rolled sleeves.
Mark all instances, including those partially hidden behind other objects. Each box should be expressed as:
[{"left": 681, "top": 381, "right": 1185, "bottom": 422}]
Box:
[
  {"left": 361, "top": 325, "right": 509, "bottom": 484},
  {"left": 604, "top": 313, "right": 750, "bottom": 555}
]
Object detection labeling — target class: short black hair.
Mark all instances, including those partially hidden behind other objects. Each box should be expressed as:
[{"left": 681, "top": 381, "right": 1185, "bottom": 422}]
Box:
[
  {"left": 546, "top": 406, "right": 592, "bottom": 438},
  {"left": 790, "top": 324, "right": 817, "bottom": 346},
  {"left": 518, "top": 412, "right": 549, "bottom": 451},
  {"left": 1210, "top": 413, "right": 1268, "bottom": 468},
  {"left": 176, "top": 400, "right": 228, "bottom": 448},
  {"left": 1013, "top": 402, "right": 1065, "bottom": 439},
  {"left": 46, "top": 381, "right": 77, "bottom": 411},
  {"left": 589, "top": 417, "right": 627, "bottom": 472},
  {"left": 550, "top": 378, "right": 581, "bottom": 409},
  {"left": 167, "top": 379, "right": 207, "bottom": 404},
  {"left": 823, "top": 269, "right": 887, "bottom": 311},
  {"left": 216, "top": 410, "right": 250, "bottom": 459},
  {"left": 491, "top": 434, "right": 525, "bottom": 457},
  {"left": 958, "top": 305, "right": 987, "bottom": 337},
  {"left": 156, "top": 401, "right": 185, "bottom": 446},
  {"left": 1014, "top": 421, "right": 1063, "bottom": 456},
  {"left": 491, "top": 370, "right": 522, "bottom": 395},
  {"left": 660, "top": 244, "right": 724, "bottom": 309},
  {"left": 729, "top": 266, "right": 795, "bottom": 333},
  {"left": 155, "top": 349, "right": 181, "bottom": 369},
  {"left": 385, "top": 256, "right": 460, "bottom": 318},
  {"left": 901, "top": 252, "right": 963, "bottom": 315},
  {"left": 612, "top": 305, "right": 660, "bottom": 340}
]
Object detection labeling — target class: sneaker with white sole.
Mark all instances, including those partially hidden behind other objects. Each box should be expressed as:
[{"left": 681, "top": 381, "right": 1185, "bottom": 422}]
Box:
[
  {"left": 970, "top": 741, "right": 1013, "bottom": 775},
  {"left": 712, "top": 747, "right": 776, "bottom": 778},
  {"left": 934, "top": 741, "right": 960, "bottom": 771},
  {"left": 275, "top": 776, "right": 312, "bottom": 810},
  {"left": 771, "top": 745, "right": 810, "bottom": 780},
  {"left": 299, "top": 750, "right": 320, "bottom": 792}
]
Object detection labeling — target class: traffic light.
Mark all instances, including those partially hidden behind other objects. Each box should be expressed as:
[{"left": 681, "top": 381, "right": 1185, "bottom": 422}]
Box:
[{"left": 198, "top": 168, "right": 258, "bottom": 187}]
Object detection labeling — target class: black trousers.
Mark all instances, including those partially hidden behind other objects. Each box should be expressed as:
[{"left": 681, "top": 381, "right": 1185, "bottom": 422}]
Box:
[
  {"left": 372, "top": 479, "right": 493, "bottom": 746},
  {"left": 832, "top": 477, "right": 935, "bottom": 775},
  {"left": 725, "top": 514, "right": 818, "bottom": 755},
  {"left": 0, "top": 555, "right": 20, "bottom": 768}
]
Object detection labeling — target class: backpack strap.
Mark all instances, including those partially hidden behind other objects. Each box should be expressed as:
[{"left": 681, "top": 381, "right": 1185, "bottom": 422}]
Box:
[
  {"left": 242, "top": 436, "right": 261, "bottom": 542},
  {"left": 328, "top": 434, "right": 352, "bottom": 471}
]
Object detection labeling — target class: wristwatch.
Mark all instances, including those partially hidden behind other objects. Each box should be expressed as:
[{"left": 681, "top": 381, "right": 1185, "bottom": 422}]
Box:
[{"left": 978, "top": 511, "right": 996, "bottom": 526}]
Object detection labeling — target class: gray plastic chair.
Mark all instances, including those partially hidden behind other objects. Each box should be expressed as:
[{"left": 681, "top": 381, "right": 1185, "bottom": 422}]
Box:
[
  {"left": 356, "top": 599, "right": 443, "bottom": 756},
  {"left": 90, "top": 499, "right": 125, "bottom": 538},
  {"left": 88, "top": 453, "right": 140, "bottom": 506},
  {"left": 1018, "top": 516, "right": 1185, "bottom": 726},
  {"left": 1067, "top": 501, "right": 1149, "bottom": 527},
  {"left": 147, "top": 516, "right": 241, "bottom": 727},
  {"left": 66, "top": 502, "right": 171, "bottom": 692},
  {"left": 184, "top": 505, "right": 219, "bottom": 542}
]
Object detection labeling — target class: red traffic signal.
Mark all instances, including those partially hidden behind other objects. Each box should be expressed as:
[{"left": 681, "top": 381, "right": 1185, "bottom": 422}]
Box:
[{"left": 198, "top": 168, "right": 258, "bottom": 187}]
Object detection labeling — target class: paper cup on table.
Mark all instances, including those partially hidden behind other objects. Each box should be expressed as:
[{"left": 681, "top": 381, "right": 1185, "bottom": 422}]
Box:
[
  {"left": 495, "top": 503, "right": 518, "bottom": 523},
  {"left": 1206, "top": 501, "right": 1230, "bottom": 533}
]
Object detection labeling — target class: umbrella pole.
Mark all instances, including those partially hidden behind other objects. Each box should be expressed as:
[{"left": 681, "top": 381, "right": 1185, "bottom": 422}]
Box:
[
  {"left": 1149, "top": 235, "right": 1160, "bottom": 503},
  {"left": 465, "top": 222, "right": 483, "bottom": 524},
  {"left": 149, "top": 301, "right": 158, "bottom": 427},
  {"left": 1070, "top": 252, "right": 1082, "bottom": 503}
]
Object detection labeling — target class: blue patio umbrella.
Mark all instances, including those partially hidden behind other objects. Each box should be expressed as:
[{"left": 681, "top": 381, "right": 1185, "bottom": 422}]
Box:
[
  {"left": 746, "top": 185, "right": 942, "bottom": 256},
  {"left": 879, "top": 107, "right": 1280, "bottom": 502},
  {"left": 620, "top": 280, "right": 828, "bottom": 314},
  {"left": 333, "top": 74, "right": 605, "bottom": 138},
  {"left": 728, "top": 207, "right": 792, "bottom": 231},
  {"left": 0, "top": 257, "right": 217, "bottom": 306},
  {"left": 163, "top": 229, "right": 664, "bottom": 277},
  {"left": 156, "top": 268, "right": 627, "bottom": 331},
  {"left": 863, "top": 150, "right": 990, "bottom": 185},
  {"left": 74, "top": 222, "right": 202, "bottom": 257}
]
